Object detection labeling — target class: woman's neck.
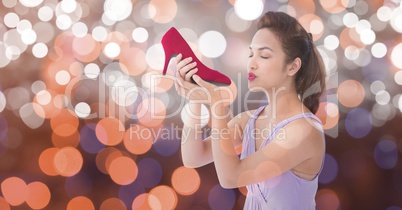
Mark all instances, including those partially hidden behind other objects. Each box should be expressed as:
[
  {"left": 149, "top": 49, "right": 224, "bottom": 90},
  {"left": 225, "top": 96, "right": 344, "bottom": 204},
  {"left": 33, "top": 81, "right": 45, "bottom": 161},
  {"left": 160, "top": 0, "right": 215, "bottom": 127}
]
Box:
[{"left": 263, "top": 86, "right": 303, "bottom": 119}]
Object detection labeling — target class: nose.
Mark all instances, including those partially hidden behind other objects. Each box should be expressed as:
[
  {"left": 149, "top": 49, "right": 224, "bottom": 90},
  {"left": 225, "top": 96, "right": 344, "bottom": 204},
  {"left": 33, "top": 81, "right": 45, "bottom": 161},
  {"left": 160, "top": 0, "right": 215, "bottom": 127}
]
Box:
[{"left": 247, "top": 57, "right": 257, "bottom": 72}]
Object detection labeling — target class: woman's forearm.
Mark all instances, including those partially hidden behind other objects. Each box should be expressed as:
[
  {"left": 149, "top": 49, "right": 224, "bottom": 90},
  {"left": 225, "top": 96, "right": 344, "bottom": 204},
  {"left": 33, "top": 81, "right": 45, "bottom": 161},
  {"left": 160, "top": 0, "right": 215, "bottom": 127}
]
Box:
[
  {"left": 210, "top": 102, "right": 241, "bottom": 188},
  {"left": 181, "top": 102, "right": 213, "bottom": 168}
]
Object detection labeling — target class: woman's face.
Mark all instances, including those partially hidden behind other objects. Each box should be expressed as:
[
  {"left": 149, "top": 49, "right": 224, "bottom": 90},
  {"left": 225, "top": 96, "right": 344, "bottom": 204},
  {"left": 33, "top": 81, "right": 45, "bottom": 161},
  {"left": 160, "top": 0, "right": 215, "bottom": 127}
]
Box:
[{"left": 247, "top": 28, "right": 290, "bottom": 92}]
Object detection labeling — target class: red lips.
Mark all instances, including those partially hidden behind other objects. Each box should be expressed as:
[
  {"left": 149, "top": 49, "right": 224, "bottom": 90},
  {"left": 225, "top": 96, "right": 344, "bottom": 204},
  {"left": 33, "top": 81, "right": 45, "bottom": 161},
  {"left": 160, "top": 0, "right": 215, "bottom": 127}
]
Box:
[{"left": 248, "top": 72, "right": 256, "bottom": 81}]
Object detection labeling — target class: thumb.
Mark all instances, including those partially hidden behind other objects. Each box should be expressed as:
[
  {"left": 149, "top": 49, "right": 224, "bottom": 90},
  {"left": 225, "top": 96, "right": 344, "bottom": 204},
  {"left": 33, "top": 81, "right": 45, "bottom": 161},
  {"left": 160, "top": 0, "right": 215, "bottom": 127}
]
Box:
[{"left": 192, "top": 74, "right": 209, "bottom": 88}]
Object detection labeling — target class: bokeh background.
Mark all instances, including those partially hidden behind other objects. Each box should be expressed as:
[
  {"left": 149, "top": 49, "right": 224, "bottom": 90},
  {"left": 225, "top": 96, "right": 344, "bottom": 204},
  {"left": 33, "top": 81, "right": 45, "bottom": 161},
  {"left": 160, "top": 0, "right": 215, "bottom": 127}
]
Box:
[{"left": 0, "top": 0, "right": 402, "bottom": 209}]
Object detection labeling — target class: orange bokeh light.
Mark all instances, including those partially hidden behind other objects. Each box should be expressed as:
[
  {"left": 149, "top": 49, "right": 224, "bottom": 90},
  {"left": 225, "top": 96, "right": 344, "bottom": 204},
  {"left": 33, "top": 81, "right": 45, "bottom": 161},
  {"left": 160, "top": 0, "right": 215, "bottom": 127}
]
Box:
[
  {"left": 171, "top": 166, "right": 201, "bottom": 195},
  {"left": 149, "top": 0, "right": 178, "bottom": 24},
  {"left": 131, "top": 193, "right": 155, "bottom": 210},
  {"left": 316, "top": 189, "right": 340, "bottom": 210},
  {"left": 338, "top": 80, "right": 365, "bottom": 107},
  {"left": 33, "top": 89, "right": 61, "bottom": 119},
  {"left": 319, "top": 0, "right": 348, "bottom": 14},
  {"left": 136, "top": 98, "right": 166, "bottom": 128},
  {"left": 316, "top": 102, "right": 340, "bottom": 130},
  {"left": 0, "top": 177, "right": 28, "bottom": 206},
  {"left": 67, "top": 196, "right": 95, "bottom": 210},
  {"left": 0, "top": 196, "right": 10, "bottom": 210},
  {"left": 72, "top": 34, "right": 101, "bottom": 62},
  {"left": 39, "top": 147, "right": 60, "bottom": 176},
  {"left": 50, "top": 108, "right": 79, "bottom": 137},
  {"left": 54, "top": 147, "right": 83, "bottom": 177},
  {"left": 108, "top": 156, "right": 138, "bottom": 185},
  {"left": 123, "top": 125, "right": 154, "bottom": 155},
  {"left": 52, "top": 130, "right": 80, "bottom": 148},
  {"left": 288, "top": 0, "right": 315, "bottom": 17},
  {"left": 95, "top": 117, "right": 125, "bottom": 146},
  {"left": 96, "top": 147, "right": 123, "bottom": 174},
  {"left": 100, "top": 197, "right": 127, "bottom": 210},
  {"left": 339, "top": 28, "right": 365, "bottom": 50},
  {"left": 149, "top": 185, "right": 178, "bottom": 210},
  {"left": 298, "top": 14, "right": 324, "bottom": 40},
  {"left": 119, "top": 47, "right": 148, "bottom": 76},
  {"left": 26, "top": 181, "right": 51, "bottom": 209}
]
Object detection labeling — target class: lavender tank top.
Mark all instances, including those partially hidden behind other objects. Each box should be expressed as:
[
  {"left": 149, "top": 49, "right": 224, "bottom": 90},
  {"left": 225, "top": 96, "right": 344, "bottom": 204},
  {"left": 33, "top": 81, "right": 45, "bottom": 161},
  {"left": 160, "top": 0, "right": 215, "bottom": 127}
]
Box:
[{"left": 240, "top": 106, "right": 324, "bottom": 210}]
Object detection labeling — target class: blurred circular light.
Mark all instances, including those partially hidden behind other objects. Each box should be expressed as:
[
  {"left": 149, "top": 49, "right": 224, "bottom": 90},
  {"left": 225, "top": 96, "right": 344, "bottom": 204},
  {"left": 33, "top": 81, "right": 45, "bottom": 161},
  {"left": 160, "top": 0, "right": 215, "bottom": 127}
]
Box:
[
  {"left": 72, "top": 22, "right": 88, "bottom": 38},
  {"left": 338, "top": 80, "right": 365, "bottom": 107},
  {"left": 55, "top": 70, "right": 71, "bottom": 85},
  {"left": 104, "top": 0, "right": 133, "bottom": 21},
  {"left": 104, "top": 42, "right": 121, "bottom": 58},
  {"left": 370, "top": 80, "right": 385, "bottom": 94},
  {"left": 3, "top": 0, "right": 17, "bottom": 8},
  {"left": 36, "top": 90, "right": 51, "bottom": 105},
  {"left": 75, "top": 102, "right": 91, "bottom": 118},
  {"left": 345, "top": 107, "right": 372, "bottom": 138},
  {"left": 61, "top": 0, "right": 77, "bottom": 13},
  {"left": 344, "top": 45, "right": 360, "bottom": 60},
  {"left": 0, "top": 92, "right": 6, "bottom": 113},
  {"left": 145, "top": 43, "right": 164, "bottom": 70},
  {"left": 38, "top": 6, "right": 54, "bottom": 21},
  {"left": 353, "top": 1, "right": 368, "bottom": 15},
  {"left": 374, "top": 139, "right": 398, "bottom": 169},
  {"left": 132, "top": 27, "right": 148, "bottom": 43},
  {"left": 399, "top": 96, "right": 402, "bottom": 112},
  {"left": 111, "top": 79, "right": 138, "bottom": 106},
  {"left": 377, "top": 6, "right": 392, "bottom": 22},
  {"left": 343, "top": 12, "right": 359, "bottom": 28},
  {"left": 355, "top": 19, "right": 371, "bottom": 34},
  {"left": 390, "top": 8, "right": 402, "bottom": 33},
  {"left": 19, "top": 0, "right": 43, "bottom": 7},
  {"left": 4, "top": 12, "right": 20, "bottom": 28},
  {"left": 92, "top": 26, "right": 108, "bottom": 42},
  {"left": 21, "top": 29, "right": 37, "bottom": 45},
  {"left": 360, "top": 29, "right": 375, "bottom": 45},
  {"left": 208, "top": 184, "right": 236, "bottom": 210},
  {"left": 225, "top": 8, "right": 251, "bottom": 33},
  {"left": 84, "top": 63, "right": 100, "bottom": 79},
  {"left": 391, "top": 43, "right": 402, "bottom": 69},
  {"left": 16, "top": 19, "right": 32, "bottom": 34},
  {"left": 371, "top": 43, "right": 387, "bottom": 58},
  {"left": 32, "top": 43, "right": 48, "bottom": 58},
  {"left": 324, "top": 35, "right": 339, "bottom": 50},
  {"left": 56, "top": 14, "right": 72, "bottom": 30},
  {"left": 199, "top": 30, "right": 226, "bottom": 58},
  {"left": 19, "top": 103, "right": 45, "bottom": 129},
  {"left": 181, "top": 103, "right": 209, "bottom": 128},
  {"left": 234, "top": 0, "right": 264, "bottom": 20},
  {"left": 318, "top": 153, "right": 338, "bottom": 184},
  {"left": 375, "top": 90, "right": 391, "bottom": 105},
  {"left": 394, "top": 71, "right": 402, "bottom": 85}
]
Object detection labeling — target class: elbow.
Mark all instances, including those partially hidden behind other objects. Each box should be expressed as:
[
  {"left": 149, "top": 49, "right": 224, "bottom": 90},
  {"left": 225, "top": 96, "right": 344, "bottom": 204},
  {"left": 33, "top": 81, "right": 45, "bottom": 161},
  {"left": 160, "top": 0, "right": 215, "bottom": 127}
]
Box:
[{"left": 217, "top": 176, "right": 237, "bottom": 189}]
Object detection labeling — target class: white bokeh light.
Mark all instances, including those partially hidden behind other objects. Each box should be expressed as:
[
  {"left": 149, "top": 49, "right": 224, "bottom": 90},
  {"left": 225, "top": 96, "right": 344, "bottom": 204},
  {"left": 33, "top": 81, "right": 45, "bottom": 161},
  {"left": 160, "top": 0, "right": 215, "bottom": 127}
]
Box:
[
  {"left": 375, "top": 90, "right": 391, "bottom": 105},
  {"left": 36, "top": 90, "right": 51, "bottom": 105},
  {"left": 324, "top": 35, "right": 339, "bottom": 50},
  {"left": 371, "top": 42, "right": 387, "bottom": 58},
  {"left": 92, "top": 26, "right": 108, "bottom": 42},
  {"left": 132, "top": 27, "right": 148, "bottom": 43},
  {"left": 104, "top": 0, "right": 133, "bottom": 21},
  {"left": 32, "top": 43, "right": 48, "bottom": 58},
  {"left": 38, "top": 6, "right": 54, "bottom": 21},
  {"left": 111, "top": 79, "right": 138, "bottom": 106},
  {"left": 355, "top": 19, "right": 371, "bottom": 34},
  {"left": 0, "top": 91, "right": 6, "bottom": 113},
  {"left": 377, "top": 6, "right": 392, "bottom": 22},
  {"left": 56, "top": 14, "right": 72, "bottom": 30},
  {"left": 181, "top": 103, "right": 210, "bottom": 128},
  {"left": 75, "top": 102, "right": 91, "bottom": 118},
  {"left": 225, "top": 8, "right": 251, "bottom": 33},
  {"left": 370, "top": 80, "right": 385, "bottom": 94},
  {"left": 21, "top": 29, "right": 37, "bottom": 45},
  {"left": 394, "top": 71, "right": 402, "bottom": 85},
  {"left": 145, "top": 43, "right": 165, "bottom": 70},
  {"left": 399, "top": 95, "right": 402, "bottom": 112},
  {"left": 359, "top": 29, "right": 376, "bottom": 45},
  {"left": 343, "top": 12, "right": 359, "bottom": 28},
  {"left": 60, "top": 0, "right": 77, "bottom": 13},
  {"left": 84, "top": 63, "right": 100, "bottom": 79},
  {"left": 55, "top": 70, "right": 71, "bottom": 85},
  {"left": 19, "top": 0, "right": 44, "bottom": 7},
  {"left": 198, "top": 30, "right": 226, "bottom": 58},
  {"left": 391, "top": 43, "right": 402, "bottom": 69},
  {"left": 234, "top": 0, "right": 264, "bottom": 21},
  {"left": 17, "top": 19, "right": 32, "bottom": 34},
  {"left": 31, "top": 80, "right": 46, "bottom": 94},
  {"left": 72, "top": 22, "right": 88, "bottom": 37},
  {"left": 344, "top": 46, "right": 360, "bottom": 60},
  {"left": 390, "top": 8, "right": 402, "bottom": 33},
  {"left": 104, "top": 42, "right": 121, "bottom": 58},
  {"left": 19, "top": 103, "right": 45, "bottom": 129},
  {"left": 4, "top": 12, "right": 20, "bottom": 28}
]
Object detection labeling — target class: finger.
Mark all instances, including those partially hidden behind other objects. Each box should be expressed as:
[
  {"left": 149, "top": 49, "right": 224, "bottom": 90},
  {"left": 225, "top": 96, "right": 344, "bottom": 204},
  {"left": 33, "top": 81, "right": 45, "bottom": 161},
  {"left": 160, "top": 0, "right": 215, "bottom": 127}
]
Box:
[
  {"left": 175, "top": 53, "right": 182, "bottom": 65},
  {"left": 176, "top": 57, "right": 193, "bottom": 73},
  {"left": 192, "top": 74, "right": 209, "bottom": 88},
  {"left": 184, "top": 68, "right": 198, "bottom": 81}
]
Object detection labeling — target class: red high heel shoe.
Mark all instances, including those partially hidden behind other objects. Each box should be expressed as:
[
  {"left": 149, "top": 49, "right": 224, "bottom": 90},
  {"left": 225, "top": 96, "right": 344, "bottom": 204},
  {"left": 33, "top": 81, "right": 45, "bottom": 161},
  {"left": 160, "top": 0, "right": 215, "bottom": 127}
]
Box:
[{"left": 161, "top": 27, "right": 231, "bottom": 86}]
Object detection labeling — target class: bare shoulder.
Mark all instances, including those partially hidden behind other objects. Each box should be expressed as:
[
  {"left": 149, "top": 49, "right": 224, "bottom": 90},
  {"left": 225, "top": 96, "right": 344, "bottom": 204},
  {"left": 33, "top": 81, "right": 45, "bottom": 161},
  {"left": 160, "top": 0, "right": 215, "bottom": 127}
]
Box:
[
  {"left": 280, "top": 115, "right": 325, "bottom": 146},
  {"left": 227, "top": 108, "right": 259, "bottom": 129}
]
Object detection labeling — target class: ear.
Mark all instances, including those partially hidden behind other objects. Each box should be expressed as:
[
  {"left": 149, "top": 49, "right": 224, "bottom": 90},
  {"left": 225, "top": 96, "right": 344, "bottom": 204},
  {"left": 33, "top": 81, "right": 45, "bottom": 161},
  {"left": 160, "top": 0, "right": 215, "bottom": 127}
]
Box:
[{"left": 287, "top": 57, "right": 302, "bottom": 76}]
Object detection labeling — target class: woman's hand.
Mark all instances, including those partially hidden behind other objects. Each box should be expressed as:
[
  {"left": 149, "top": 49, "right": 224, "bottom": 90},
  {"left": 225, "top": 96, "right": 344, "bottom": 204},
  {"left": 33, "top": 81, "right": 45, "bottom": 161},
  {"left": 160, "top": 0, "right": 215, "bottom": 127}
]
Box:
[{"left": 174, "top": 54, "right": 222, "bottom": 105}]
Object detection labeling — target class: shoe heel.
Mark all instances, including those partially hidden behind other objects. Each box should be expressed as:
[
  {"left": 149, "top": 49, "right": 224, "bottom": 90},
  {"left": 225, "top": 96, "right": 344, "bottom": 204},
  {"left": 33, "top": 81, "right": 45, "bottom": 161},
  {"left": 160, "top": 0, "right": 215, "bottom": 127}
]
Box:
[{"left": 162, "top": 44, "right": 175, "bottom": 75}]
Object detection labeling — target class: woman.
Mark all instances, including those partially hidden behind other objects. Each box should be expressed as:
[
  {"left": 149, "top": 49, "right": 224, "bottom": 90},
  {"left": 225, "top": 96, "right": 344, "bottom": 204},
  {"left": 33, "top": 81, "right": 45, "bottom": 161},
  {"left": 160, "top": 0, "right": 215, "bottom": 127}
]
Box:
[{"left": 174, "top": 11, "right": 326, "bottom": 209}]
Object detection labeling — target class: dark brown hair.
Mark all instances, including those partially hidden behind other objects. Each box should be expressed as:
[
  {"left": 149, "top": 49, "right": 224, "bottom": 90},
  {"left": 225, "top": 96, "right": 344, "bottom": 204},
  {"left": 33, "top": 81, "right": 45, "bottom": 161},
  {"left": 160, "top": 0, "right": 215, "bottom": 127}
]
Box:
[{"left": 257, "top": 11, "right": 326, "bottom": 114}]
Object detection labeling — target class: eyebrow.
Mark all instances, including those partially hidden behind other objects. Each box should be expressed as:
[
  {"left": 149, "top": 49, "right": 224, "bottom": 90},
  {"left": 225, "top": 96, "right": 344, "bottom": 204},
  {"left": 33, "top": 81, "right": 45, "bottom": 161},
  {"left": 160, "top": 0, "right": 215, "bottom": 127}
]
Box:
[{"left": 249, "top": 46, "right": 274, "bottom": 52}]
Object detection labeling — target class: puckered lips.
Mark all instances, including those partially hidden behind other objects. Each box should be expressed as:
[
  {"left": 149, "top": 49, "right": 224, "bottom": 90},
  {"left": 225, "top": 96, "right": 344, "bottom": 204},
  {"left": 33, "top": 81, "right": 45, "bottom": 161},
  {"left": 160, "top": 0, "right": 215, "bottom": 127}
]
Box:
[{"left": 248, "top": 72, "right": 256, "bottom": 81}]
